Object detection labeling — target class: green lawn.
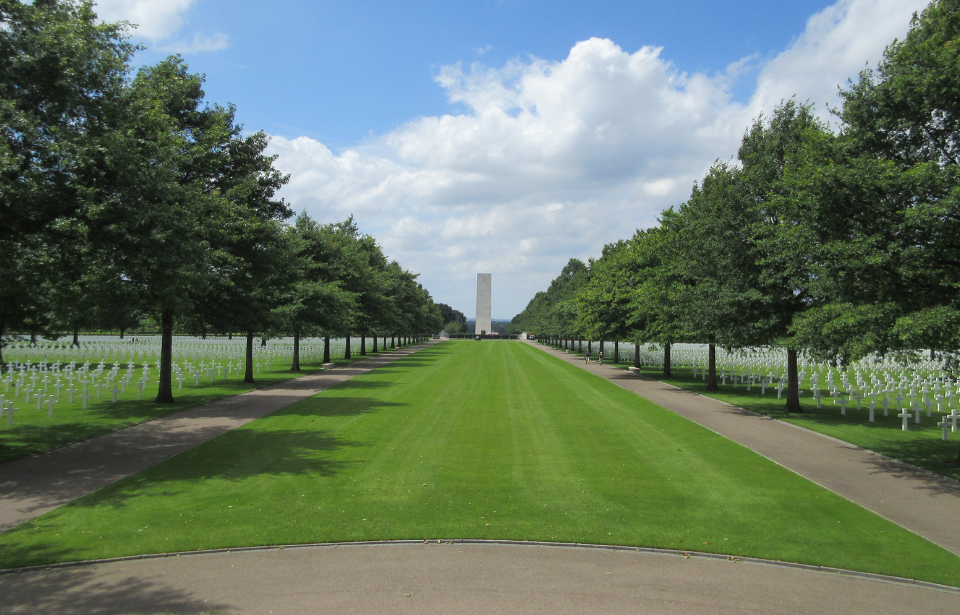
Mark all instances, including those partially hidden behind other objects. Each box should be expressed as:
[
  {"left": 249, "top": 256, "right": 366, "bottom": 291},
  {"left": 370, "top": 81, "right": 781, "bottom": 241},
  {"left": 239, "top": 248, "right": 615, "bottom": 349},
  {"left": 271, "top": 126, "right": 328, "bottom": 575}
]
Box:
[
  {"left": 1, "top": 340, "right": 958, "bottom": 586},
  {"left": 0, "top": 349, "right": 396, "bottom": 464},
  {"left": 598, "top": 359, "right": 960, "bottom": 482}
]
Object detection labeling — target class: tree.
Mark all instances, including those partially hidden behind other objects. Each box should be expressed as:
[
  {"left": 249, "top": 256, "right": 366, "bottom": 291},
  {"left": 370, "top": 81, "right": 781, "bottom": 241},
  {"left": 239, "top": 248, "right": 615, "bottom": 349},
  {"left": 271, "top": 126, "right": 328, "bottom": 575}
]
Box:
[
  {"left": 0, "top": 0, "right": 132, "bottom": 363},
  {"left": 275, "top": 213, "right": 356, "bottom": 370},
  {"left": 90, "top": 58, "right": 237, "bottom": 402}
]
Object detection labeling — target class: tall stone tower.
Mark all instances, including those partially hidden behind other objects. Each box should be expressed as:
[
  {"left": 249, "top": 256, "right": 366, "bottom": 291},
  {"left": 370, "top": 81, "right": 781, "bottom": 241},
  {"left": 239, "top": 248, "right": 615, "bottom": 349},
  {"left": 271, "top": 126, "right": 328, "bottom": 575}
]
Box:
[{"left": 475, "top": 273, "right": 492, "bottom": 335}]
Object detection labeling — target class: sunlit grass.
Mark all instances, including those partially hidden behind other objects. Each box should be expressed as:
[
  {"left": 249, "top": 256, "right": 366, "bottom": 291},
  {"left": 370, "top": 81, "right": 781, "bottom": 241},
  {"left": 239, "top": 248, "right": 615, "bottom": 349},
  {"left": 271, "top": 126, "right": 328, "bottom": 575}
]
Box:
[{"left": 1, "top": 341, "right": 957, "bottom": 587}]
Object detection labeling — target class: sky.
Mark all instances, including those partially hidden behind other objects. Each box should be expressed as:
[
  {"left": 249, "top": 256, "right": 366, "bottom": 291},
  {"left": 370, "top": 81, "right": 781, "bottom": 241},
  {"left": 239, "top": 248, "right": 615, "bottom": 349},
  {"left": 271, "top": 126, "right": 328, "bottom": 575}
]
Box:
[{"left": 95, "top": 0, "right": 929, "bottom": 319}]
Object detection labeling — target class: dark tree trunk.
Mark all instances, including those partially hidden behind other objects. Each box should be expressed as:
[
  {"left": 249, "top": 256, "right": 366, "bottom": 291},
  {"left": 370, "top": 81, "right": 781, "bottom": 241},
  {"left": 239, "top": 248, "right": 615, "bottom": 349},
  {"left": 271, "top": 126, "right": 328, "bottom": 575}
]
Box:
[
  {"left": 261, "top": 337, "right": 267, "bottom": 347},
  {"left": 391, "top": 336, "right": 395, "bottom": 349},
  {"left": 291, "top": 328, "right": 302, "bottom": 372},
  {"left": 634, "top": 343, "right": 640, "bottom": 368},
  {"left": 201, "top": 326, "right": 206, "bottom": 340},
  {"left": 30, "top": 331, "right": 36, "bottom": 346},
  {"left": 663, "top": 342, "right": 672, "bottom": 377},
  {"left": 930, "top": 348, "right": 936, "bottom": 361},
  {"left": 228, "top": 332, "right": 232, "bottom": 340},
  {"left": 588, "top": 340, "right": 592, "bottom": 354},
  {"left": 156, "top": 308, "right": 175, "bottom": 403},
  {"left": 0, "top": 321, "right": 5, "bottom": 366},
  {"left": 784, "top": 348, "right": 803, "bottom": 413},
  {"left": 383, "top": 336, "right": 387, "bottom": 350},
  {"left": 373, "top": 335, "right": 378, "bottom": 352},
  {"left": 345, "top": 336, "right": 351, "bottom": 359},
  {"left": 245, "top": 331, "right": 255, "bottom": 383},
  {"left": 707, "top": 335, "right": 718, "bottom": 390},
  {"left": 579, "top": 339, "right": 583, "bottom": 353},
  {"left": 614, "top": 341, "right": 618, "bottom": 363},
  {"left": 323, "top": 336, "right": 331, "bottom": 363},
  {"left": 72, "top": 327, "right": 79, "bottom": 347},
  {"left": 119, "top": 328, "right": 125, "bottom": 339},
  {"left": 360, "top": 335, "right": 366, "bottom": 356}
]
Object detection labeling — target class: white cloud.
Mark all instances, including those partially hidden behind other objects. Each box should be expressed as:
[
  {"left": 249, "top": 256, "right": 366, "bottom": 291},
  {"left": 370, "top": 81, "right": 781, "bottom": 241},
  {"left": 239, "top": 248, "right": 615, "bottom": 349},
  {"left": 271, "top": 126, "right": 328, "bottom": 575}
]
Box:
[
  {"left": 95, "top": 0, "right": 227, "bottom": 52},
  {"left": 749, "top": 0, "right": 927, "bottom": 121},
  {"left": 269, "top": 0, "right": 923, "bottom": 318},
  {"left": 158, "top": 31, "right": 230, "bottom": 53},
  {"left": 94, "top": 0, "right": 196, "bottom": 41}
]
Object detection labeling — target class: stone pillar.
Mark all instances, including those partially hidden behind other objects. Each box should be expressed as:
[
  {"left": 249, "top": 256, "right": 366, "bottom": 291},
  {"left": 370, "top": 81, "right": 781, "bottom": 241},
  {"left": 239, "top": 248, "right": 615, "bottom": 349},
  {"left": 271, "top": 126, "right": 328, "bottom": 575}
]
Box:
[{"left": 475, "top": 273, "right": 492, "bottom": 335}]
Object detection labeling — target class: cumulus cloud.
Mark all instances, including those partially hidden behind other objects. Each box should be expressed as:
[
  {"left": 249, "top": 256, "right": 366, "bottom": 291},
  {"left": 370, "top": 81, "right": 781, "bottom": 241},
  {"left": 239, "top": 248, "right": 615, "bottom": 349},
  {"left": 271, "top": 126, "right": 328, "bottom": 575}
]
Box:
[
  {"left": 749, "top": 0, "right": 927, "bottom": 121},
  {"left": 94, "top": 0, "right": 196, "bottom": 41},
  {"left": 95, "top": 0, "right": 228, "bottom": 52},
  {"left": 268, "top": 0, "right": 923, "bottom": 318}
]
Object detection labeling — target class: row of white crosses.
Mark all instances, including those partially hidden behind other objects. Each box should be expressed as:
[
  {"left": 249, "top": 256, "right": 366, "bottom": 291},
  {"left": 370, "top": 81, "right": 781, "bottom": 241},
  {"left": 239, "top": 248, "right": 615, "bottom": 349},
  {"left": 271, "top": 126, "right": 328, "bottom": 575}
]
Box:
[
  {"left": 609, "top": 342, "right": 959, "bottom": 440},
  {"left": 0, "top": 335, "right": 364, "bottom": 428}
]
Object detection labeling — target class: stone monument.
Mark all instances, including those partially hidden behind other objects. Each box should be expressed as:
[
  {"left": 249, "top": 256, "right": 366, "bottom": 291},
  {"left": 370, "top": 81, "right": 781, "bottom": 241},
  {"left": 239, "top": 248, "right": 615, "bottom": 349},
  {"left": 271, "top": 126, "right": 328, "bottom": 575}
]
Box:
[{"left": 475, "top": 273, "right": 492, "bottom": 335}]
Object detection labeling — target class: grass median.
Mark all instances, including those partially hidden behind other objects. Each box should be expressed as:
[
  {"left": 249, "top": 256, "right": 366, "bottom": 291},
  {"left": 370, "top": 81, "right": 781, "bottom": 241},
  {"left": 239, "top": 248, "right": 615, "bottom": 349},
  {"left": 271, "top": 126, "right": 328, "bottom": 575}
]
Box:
[{"left": 1, "top": 340, "right": 958, "bottom": 586}]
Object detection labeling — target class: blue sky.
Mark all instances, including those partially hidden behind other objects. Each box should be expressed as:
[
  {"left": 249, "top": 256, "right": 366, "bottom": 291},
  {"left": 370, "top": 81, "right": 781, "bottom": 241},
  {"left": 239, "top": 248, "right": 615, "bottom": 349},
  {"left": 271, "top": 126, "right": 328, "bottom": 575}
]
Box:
[{"left": 97, "top": 0, "right": 928, "bottom": 319}]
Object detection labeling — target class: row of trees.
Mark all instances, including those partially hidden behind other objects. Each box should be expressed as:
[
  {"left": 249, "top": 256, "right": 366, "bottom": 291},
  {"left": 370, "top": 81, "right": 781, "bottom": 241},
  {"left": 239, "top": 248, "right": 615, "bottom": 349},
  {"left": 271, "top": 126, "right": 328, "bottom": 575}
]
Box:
[
  {"left": 510, "top": 0, "right": 960, "bottom": 412},
  {"left": 0, "top": 1, "right": 446, "bottom": 401}
]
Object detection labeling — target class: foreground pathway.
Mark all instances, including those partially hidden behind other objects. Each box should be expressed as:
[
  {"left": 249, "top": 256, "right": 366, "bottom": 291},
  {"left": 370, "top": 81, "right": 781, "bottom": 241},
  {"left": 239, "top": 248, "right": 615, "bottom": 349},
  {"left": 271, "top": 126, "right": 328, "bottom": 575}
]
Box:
[
  {"left": 2, "top": 542, "right": 958, "bottom": 614},
  {"left": 527, "top": 341, "right": 960, "bottom": 556},
  {"left": 0, "top": 343, "right": 433, "bottom": 532}
]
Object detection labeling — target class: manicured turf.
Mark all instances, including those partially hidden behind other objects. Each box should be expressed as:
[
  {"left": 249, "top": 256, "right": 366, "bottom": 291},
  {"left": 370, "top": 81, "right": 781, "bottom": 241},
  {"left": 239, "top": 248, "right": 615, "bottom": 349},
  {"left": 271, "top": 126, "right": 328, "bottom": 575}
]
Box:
[
  {"left": 599, "top": 360, "right": 960, "bottom": 482},
  {"left": 1, "top": 341, "right": 958, "bottom": 586},
  {"left": 0, "top": 351, "right": 394, "bottom": 464}
]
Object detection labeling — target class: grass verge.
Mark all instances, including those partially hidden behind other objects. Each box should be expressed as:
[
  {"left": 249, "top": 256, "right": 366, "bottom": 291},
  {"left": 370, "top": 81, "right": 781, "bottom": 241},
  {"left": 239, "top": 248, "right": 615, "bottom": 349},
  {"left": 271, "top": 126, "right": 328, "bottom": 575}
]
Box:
[
  {"left": 0, "top": 340, "right": 957, "bottom": 586},
  {"left": 594, "top": 358, "right": 960, "bottom": 482}
]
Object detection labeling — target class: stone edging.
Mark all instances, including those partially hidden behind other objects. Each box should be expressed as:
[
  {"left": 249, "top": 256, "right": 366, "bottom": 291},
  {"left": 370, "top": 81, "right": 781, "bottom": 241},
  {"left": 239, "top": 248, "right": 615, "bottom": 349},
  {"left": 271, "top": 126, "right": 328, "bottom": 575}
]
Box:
[{"left": 1, "top": 539, "right": 958, "bottom": 595}]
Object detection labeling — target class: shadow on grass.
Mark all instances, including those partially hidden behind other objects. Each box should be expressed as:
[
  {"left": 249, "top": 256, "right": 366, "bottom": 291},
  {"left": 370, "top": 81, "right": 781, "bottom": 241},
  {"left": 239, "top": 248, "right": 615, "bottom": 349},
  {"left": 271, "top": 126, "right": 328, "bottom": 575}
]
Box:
[
  {"left": 61, "top": 395, "right": 406, "bottom": 512},
  {"left": 0, "top": 564, "right": 228, "bottom": 615},
  {"left": 0, "top": 371, "right": 324, "bottom": 465}
]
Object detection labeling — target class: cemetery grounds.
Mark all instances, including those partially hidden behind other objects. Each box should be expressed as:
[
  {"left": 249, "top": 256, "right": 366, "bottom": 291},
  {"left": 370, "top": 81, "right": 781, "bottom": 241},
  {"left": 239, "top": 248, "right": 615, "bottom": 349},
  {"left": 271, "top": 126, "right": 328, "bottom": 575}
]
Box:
[
  {"left": 0, "top": 340, "right": 957, "bottom": 588},
  {"left": 0, "top": 336, "right": 391, "bottom": 464},
  {"left": 579, "top": 342, "right": 960, "bottom": 481}
]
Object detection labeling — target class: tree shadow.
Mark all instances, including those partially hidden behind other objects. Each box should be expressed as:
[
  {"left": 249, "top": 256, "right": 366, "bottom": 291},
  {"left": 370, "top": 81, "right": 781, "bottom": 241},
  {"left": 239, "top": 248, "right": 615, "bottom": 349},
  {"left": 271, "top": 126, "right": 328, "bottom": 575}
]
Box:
[
  {"left": 0, "top": 396, "right": 404, "bottom": 525},
  {"left": 0, "top": 564, "right": 230, "bottom": 614}
]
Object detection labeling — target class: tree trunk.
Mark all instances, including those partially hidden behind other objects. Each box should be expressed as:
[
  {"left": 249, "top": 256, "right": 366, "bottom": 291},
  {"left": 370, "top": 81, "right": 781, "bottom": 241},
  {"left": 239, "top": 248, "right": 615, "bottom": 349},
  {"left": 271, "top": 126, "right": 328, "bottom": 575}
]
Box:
[
  {"left": 345, "top": 336, "right": 351, "bottom": 359},
  {"left": 0, "top": 321, "right": 5, "bottom": 366},
  {"left": 245, "top": 331, "right": 255, "bottom": 383},
  {"left": 391, "top": 336, "right": 395, "bottom": 349},
  {"left": 156, "top": 308, "right": 175, "bottom": 403},
  {"left": 663, "top": 342, "right": 672, "bottom": 377},
  {"left": 291, "top": 328, "right": 302, "bottom": 372},
  {"left": 360, "top": 335, "right": 366, "bottom": 356},
  {"left": 373, "top": 335, "right": 378, "bottom": 352},
  {"left": 228, "top": 332, "right": 232, "bottom": 340},
  {"left": 614, "top": 341, "right": 618, "bottom": 363},
  {"left": 784, "top": 347, "right": 803, "bottom": 413},
  {"left": 72, "top": 327, "right": 79, "bottom": 347},
  {"left": 579, "top": 339, "right": 583, "bottom": 353},
  {"left": 588, "top": 340, "right": 592, "bottom": 354},
  {"left": 323, "top": 336, "right": 331, "bottom": 363},
  {"left": 634, "top": 342, "right": 640, "bottom": 368},
  {"left": 707, "top": 335, "right": 718, "bottom": 390},
  {"left": 383, "top": 335, "right": 387, "bottom": 350},
  {"left": 261, "top": 337, "right": 267, "bottom": 347},
  {"left": 930, "top": 348, "right": 936, "bottom": 361}
]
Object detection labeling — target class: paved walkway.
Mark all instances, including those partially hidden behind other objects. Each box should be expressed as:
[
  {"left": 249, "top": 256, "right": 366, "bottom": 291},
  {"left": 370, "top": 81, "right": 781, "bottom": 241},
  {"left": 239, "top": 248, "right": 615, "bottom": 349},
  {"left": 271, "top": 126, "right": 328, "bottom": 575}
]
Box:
[
  {"left": 0, "top": 344, "right": 432, "bottom": 532},
  {"left": 2, "top": 542, "right": 958, "bottom": 614},
  {"left": 527, "top": 341, "right": 960, "bottom": 556}
]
